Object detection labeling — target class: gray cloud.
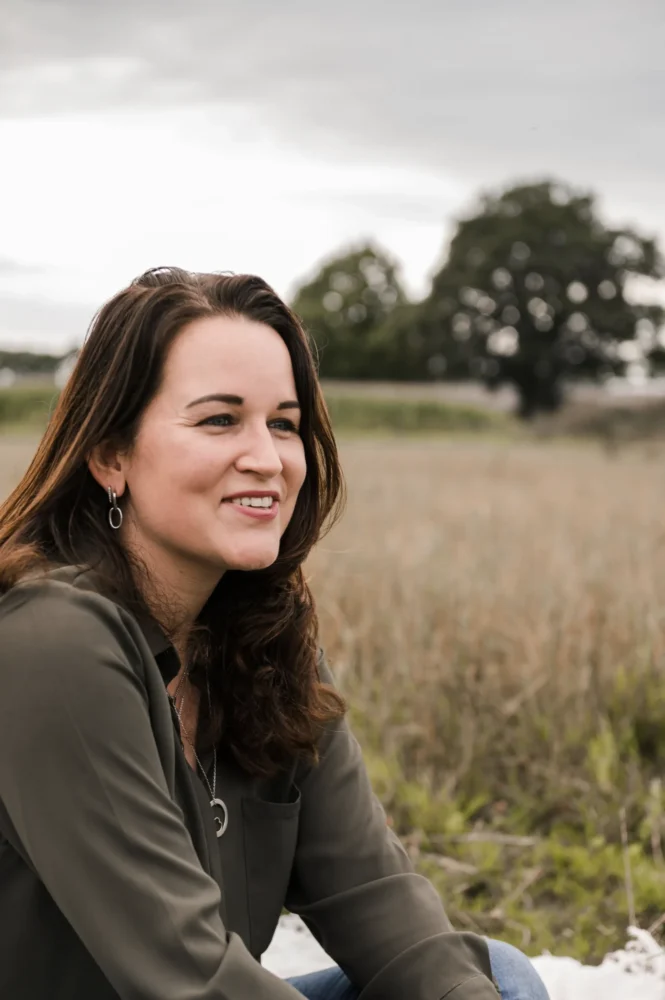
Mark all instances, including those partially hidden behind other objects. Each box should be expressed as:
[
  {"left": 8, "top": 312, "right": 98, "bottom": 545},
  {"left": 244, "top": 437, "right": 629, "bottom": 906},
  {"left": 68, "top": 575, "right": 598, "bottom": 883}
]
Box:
[
  {"left": 3, "top": 0, "right": 665, "bottom": 349},
  {"left": 2, "top": 0, "right": 664, "bottom": 358},
  {"left": 3, "top": 0, "right": 664, "bottom": 194}
]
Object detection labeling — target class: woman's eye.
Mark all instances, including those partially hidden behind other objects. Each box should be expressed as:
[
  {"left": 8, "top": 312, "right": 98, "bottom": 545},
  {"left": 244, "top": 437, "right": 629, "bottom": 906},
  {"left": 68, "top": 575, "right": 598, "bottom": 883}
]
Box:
[
  {"left": 270, "top": 419, "right": 300, "bottom": 434},
  {"left": 197, "top": 414, "right": 299, "bottom": 433},
  {"left": 199, "top": 413, "right": 235, "bottom": 427}
]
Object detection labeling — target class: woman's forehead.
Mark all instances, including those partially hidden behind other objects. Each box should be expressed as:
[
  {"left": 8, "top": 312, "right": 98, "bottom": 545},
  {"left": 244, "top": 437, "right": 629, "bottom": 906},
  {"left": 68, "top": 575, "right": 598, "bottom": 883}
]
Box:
[{"left": 160, "top": 315, "right": 298, "bottom": 403}]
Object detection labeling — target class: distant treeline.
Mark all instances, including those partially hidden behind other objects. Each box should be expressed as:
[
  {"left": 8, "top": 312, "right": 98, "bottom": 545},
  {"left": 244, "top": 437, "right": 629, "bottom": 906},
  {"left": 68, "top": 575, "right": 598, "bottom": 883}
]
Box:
[
  {"left": 291, "top": 179, "right": 664, "bottom": 419},
  {"left": 0, "top": 349, "right": 66, "bottom": 374},
  {"left": 0, "top": 384, "right": 506, "bottom": 434},
  {"left": 2, "top": 178, "right": 664, "bottom": 421}
]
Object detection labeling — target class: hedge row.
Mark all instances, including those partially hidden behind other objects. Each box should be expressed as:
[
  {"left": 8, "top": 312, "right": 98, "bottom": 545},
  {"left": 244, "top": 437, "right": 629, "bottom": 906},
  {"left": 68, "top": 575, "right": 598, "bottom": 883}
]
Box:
[{"left": 0, "top": 386, "right": 503, "bottom": 434}]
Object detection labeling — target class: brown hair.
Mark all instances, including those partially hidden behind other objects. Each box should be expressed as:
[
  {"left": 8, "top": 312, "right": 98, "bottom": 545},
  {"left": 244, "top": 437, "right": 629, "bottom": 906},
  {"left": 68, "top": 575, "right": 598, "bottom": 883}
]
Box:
[{"left": 0, "top": 266, "right": 346, "bottom": 776}]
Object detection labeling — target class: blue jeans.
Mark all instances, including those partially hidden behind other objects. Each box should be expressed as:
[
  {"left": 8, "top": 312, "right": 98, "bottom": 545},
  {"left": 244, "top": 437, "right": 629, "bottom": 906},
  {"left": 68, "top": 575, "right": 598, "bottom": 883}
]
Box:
[{"left": 286, "top": 937, "right": 550, "bottom": 999}]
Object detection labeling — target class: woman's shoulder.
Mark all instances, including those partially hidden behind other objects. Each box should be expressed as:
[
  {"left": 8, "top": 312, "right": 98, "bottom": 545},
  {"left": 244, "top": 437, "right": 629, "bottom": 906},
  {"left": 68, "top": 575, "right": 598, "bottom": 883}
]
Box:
[{"left": 0, "top": 564, "right": 142, "bottom": 664}]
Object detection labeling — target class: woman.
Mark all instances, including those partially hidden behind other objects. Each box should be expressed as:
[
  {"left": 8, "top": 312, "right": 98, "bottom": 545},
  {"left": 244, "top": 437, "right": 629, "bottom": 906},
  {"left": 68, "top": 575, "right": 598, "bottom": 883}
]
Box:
[{"left": 0, "top": 267, "right": 549, "bottom": 999}]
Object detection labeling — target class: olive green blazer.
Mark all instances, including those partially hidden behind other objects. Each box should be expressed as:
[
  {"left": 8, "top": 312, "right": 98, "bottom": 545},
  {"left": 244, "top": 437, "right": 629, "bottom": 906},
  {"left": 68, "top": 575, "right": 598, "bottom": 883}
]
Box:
[{"left": 0, "top": 566, "right": 497, "bottom": 998}]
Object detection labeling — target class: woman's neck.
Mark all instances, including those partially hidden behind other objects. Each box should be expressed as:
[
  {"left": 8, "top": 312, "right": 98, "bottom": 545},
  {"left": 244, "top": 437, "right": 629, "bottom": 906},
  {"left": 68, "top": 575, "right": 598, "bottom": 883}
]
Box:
[{"left": 124, "top": 522, "right": 224, "bottom": 628}]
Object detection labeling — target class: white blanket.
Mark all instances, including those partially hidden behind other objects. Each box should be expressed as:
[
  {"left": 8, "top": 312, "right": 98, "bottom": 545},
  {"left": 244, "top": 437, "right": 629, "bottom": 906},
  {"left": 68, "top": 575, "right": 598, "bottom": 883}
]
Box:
[{"left": 262, "top": 915, "right": 665, "bottom": 999}]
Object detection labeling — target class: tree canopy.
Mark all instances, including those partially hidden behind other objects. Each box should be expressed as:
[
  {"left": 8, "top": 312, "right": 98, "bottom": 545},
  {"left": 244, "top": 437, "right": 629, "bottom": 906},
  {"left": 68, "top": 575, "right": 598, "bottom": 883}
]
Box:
[
  {"left": 418, "top": 181, "right": 664, "bottom": 417},
  {"left": 291, "top": 243, "right": 407, "bottom": 379},
  {"left": 289, "top": 181, "right": 664, "bottom": 417}
]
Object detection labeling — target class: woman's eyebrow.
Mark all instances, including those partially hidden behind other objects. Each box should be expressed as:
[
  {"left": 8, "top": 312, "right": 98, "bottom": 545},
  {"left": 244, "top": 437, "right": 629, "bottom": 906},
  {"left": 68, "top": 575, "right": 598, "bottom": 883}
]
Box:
[
  {"left": 186, "top": 393, "right": 242, "bottom": 408},
  {"left": 185, "top": 393, "right": 300, "bottom": 410}
]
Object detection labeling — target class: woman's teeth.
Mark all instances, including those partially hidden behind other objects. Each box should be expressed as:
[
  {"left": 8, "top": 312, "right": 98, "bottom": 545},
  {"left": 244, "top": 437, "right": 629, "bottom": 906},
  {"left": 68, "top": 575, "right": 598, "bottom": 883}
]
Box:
[{"left": 230, "top": 497, "right": 274, "bottom": 508}]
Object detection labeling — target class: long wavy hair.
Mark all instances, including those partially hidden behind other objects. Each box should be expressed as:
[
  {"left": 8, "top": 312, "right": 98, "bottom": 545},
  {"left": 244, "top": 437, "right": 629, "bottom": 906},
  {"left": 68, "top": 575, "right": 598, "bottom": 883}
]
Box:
[{"left": 0, "top": 267, "right": 346, "bottom": 776}]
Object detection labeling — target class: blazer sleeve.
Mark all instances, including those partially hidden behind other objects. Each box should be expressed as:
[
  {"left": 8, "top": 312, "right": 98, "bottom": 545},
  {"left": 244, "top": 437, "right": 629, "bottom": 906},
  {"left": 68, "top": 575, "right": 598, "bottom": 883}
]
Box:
[
  {"left": 286, "top": 653, "right": 499, "bottom": 1000},
  {"left": 0, "top": 583, "right": 302, "bottom": 1000}
]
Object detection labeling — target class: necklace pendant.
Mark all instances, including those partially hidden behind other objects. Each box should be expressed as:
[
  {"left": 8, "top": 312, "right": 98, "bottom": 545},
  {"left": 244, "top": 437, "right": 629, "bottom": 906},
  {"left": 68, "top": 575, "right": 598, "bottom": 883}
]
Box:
[{"left": 211, "top": 797, "right": 229, "bottom": 838}]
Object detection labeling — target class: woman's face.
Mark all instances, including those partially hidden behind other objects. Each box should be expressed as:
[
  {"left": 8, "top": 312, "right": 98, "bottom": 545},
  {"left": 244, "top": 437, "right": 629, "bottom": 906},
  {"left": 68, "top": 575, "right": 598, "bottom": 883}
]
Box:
[{"left": 119, "top": 315, "right": 308, "bottom": 590}]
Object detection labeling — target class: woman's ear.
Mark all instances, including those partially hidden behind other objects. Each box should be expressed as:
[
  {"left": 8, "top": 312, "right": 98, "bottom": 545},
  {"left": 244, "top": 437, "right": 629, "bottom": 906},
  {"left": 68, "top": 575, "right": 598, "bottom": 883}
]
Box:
[{"left": 87, "top": 440, "right": 127, "bottom": 499}]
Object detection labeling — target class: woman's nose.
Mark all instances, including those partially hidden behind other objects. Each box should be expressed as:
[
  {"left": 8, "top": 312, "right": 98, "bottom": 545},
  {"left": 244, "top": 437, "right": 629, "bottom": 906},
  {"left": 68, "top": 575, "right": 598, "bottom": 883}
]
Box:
[{"left": 234, "top": 426, "right": 283, "bottom": 478}]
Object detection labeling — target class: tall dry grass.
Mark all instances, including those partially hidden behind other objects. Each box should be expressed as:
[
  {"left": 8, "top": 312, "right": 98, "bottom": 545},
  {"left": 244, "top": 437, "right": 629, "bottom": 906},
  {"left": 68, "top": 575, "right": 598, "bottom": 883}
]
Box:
[
  {"left": 309, "top": 439, "right": 665, "bottom": 818},
  {"left": 3, "top": 433, "right": 665, "bottom": 955},
  {"left": 306, "top": 438, "right": 665, "bottom": 955}
]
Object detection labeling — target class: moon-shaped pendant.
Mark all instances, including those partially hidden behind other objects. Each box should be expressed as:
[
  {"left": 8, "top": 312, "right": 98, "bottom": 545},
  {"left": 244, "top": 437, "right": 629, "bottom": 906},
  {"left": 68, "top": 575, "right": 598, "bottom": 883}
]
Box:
[{"left": 211, "top": 797, "right": 229, "bottom": 838}]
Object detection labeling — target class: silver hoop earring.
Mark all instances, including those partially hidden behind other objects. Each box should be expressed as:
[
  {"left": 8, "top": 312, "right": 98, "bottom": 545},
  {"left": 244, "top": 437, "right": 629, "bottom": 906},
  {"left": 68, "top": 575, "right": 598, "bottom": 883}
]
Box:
[{"left": 107, "top": 487, "right": 123, "bottom": 530}]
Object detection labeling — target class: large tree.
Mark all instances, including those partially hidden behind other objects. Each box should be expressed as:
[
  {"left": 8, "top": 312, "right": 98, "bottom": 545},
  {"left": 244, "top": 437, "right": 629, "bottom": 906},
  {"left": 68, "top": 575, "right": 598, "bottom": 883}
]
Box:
[
  {"left": 291, "top": 243, "right": 407, "bottom": 379},
  {"left": 419, "top": 181, "right": 664, "bottom": 418}
]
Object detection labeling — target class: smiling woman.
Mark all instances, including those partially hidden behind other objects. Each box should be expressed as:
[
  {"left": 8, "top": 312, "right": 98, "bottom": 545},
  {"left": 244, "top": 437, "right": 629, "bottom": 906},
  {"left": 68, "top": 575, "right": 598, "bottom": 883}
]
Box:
[
  {"left": 89, "top": 313, "right": 309, "bottom": 590},
  {"left": 0, "top": 267, "right": 342, "bottom": 779},
  {"left": 0, "top": 267, "right": 544, "bottom": 1000}
]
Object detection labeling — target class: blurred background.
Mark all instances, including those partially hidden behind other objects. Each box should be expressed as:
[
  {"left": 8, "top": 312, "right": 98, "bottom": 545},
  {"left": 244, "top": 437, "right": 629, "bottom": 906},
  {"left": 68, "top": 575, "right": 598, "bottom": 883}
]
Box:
[{"left": 3, "top": 0, "right": 665, "bottom": 962}]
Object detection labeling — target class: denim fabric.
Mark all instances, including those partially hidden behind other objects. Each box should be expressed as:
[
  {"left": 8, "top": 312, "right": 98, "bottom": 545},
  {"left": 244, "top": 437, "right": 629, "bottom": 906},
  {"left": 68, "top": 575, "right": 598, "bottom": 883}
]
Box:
[{"left": 286, "top": 937, "right": 550, "bottom": 999}]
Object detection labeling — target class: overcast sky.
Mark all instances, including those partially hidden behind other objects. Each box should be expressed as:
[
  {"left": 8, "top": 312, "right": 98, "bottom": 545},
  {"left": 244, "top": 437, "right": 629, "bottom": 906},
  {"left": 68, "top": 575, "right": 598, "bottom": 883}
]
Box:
[{"left": 2, "top": 0, "right": 664, "bottom": 351}]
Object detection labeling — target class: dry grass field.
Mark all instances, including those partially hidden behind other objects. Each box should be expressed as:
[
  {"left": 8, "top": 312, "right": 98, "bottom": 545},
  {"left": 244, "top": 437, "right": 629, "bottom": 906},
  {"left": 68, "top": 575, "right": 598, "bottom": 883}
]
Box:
[{"left": 3, "top": 431, "right": 665, "bottom": 959}]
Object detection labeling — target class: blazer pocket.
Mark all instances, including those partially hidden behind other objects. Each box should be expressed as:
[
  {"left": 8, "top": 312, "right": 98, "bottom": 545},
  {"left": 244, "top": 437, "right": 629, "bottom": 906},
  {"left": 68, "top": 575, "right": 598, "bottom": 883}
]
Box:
[{"left": 241, "top": 787, "right": 302, "bottom": 958}]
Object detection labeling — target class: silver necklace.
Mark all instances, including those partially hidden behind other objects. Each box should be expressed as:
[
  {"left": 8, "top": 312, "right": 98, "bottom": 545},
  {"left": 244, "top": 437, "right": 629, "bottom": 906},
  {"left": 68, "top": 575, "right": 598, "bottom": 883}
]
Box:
[{"left": 173, "top": 666, "right": 229, "bottom": 838}]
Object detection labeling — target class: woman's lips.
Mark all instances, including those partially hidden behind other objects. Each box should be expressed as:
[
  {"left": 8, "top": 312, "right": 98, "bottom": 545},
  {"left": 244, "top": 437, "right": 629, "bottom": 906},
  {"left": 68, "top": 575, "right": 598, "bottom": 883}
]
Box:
[{"left": 223, "top": 499, "right": 280, "bottom": 521}]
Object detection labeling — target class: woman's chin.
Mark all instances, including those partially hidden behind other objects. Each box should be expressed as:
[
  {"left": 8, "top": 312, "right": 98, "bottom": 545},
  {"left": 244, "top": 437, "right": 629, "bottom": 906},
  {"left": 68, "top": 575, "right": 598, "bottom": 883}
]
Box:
[{"left": 218, "top": 545, "right": 280, "bottom": 573}]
